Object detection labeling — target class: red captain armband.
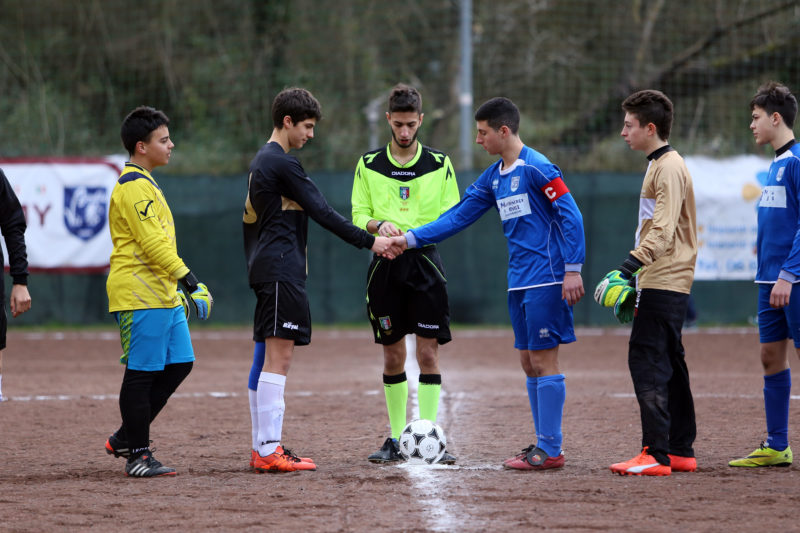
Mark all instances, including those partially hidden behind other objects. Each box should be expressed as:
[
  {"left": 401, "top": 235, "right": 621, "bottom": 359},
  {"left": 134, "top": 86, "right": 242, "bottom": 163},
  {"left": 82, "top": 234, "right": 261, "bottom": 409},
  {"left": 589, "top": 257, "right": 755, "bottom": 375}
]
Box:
[{"left": 540, "top": 177, "right": 569, "bottom": 202}]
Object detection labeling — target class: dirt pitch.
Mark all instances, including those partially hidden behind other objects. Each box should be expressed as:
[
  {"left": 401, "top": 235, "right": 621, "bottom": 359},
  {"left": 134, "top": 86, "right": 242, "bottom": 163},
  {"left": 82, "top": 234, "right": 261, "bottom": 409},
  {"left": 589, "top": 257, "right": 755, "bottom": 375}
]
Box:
[{"left": 0, "top": 327, "right": 798, "bottom": 532}]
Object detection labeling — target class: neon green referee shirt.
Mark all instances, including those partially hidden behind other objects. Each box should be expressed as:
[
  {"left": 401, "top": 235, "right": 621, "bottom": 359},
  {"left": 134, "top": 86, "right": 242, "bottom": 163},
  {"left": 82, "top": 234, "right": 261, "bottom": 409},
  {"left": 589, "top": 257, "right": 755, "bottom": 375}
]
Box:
[{"left": 351, "top": 141, "right": 460, "bottom": 232}]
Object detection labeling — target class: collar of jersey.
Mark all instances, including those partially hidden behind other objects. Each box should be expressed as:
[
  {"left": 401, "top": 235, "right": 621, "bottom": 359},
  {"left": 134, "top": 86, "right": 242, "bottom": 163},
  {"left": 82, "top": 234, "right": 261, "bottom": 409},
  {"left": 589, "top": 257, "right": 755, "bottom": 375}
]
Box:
[
  {"left": 121, "top": 162, "right": 159, "bottom": 189},
  {"left": 499, "top": 158, "right": 525, "bottom": 175},
  {"left": 385, "top": 141, "right": 422, "bottom": 168}
]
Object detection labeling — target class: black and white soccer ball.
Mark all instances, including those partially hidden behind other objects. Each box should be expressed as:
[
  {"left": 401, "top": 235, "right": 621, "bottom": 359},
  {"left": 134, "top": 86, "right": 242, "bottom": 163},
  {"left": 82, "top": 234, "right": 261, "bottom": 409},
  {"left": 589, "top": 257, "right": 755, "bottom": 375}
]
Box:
[{"left": 398, "top": 419, "right": 447, "bottom": 465}]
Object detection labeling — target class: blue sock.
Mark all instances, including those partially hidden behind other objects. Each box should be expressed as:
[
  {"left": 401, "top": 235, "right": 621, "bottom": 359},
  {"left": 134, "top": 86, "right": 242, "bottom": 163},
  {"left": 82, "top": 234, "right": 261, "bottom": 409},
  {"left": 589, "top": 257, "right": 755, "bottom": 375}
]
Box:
[
  {"left": 764, "top": 368, "right": 791, "bottom": 451},
  {"left": 536, "top": 374, "right": 565, "bottom": 457},
  {"left": 248, "top": 342, "right": 266, "bottom": 391},
  {"left": 525, "top": 377, "right": 539, "bottom": 442}
]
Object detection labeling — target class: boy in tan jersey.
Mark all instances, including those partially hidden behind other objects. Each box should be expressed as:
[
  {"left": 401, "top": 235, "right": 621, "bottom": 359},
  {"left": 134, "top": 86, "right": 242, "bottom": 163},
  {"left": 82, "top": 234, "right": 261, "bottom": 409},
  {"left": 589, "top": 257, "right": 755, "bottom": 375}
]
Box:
[{"left": 596, "top": 90, "right": 698, "bottom": 476}]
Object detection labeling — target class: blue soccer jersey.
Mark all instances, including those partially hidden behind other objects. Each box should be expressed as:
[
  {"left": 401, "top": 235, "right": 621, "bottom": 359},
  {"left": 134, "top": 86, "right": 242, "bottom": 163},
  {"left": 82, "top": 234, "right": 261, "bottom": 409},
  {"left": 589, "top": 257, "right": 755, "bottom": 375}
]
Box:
[
  {"left": 756, "top": 141, "right": 800, "bottom": 283},
  {"left": 408, "top": 145, "right": 585, "bottom": 290}
]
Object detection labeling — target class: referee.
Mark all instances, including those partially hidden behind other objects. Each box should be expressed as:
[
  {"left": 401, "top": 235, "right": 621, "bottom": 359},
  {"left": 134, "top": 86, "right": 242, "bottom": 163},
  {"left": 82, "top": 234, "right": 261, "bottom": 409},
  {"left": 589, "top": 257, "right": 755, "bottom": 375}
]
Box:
[{"left": 351, "top": 84, "right": 459, "bottom": 464}]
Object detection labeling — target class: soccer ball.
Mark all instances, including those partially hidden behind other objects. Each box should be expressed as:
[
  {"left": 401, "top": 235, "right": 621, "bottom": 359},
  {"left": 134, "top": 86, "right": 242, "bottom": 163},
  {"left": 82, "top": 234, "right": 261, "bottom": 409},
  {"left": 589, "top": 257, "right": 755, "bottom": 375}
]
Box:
[{"left": 398, "top": 419, "right": 447, "bottom": 465}]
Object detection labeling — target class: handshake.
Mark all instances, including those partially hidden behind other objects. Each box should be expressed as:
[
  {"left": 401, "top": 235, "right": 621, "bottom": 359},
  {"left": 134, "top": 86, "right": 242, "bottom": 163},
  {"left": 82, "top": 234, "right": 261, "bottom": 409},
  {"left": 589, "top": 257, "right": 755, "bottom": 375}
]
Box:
[
  {"left": 178, "top": 271, "right": 214, "bottom": 321},
  {"left": 370, "top": 220, "right": 411, "bottom": 259}
]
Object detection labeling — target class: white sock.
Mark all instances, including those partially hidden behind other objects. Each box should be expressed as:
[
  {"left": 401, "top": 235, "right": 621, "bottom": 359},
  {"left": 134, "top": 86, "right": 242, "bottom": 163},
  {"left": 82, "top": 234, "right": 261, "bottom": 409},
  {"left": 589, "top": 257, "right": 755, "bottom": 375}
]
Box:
[
  {"left": 0, "top": 374, "right": 3, "bottom": 400},
  {"left": 256, "top": 372, "right": 286, "bottom": 457},
  {"left": 249, "top": 389, "right": 259, "bottom": 450}
]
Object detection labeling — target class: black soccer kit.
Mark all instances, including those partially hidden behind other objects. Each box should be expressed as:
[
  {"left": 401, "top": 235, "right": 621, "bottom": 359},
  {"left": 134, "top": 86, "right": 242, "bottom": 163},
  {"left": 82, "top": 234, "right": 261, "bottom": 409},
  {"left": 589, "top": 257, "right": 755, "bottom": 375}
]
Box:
[
  {"left": 243, "top": 142, "right": 375, "bottom": 344},
  {"left": 0, "top": 169, "right": 28, "bottom": 349}
]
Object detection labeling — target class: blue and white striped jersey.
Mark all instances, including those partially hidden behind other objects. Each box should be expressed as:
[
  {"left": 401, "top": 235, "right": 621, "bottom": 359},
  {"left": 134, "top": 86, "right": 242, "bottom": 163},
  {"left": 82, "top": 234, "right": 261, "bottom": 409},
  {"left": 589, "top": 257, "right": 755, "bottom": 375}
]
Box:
[{"left": 408, "top": 145, "right": 585, "bottom": 291}]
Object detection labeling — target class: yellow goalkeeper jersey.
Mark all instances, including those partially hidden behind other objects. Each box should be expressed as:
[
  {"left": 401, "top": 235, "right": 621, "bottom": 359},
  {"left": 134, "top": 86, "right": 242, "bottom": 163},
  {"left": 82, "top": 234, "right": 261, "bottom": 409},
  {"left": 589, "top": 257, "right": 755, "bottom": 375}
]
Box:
[{"left": 106, "top": 163, "right": 190, "bottom": 312}]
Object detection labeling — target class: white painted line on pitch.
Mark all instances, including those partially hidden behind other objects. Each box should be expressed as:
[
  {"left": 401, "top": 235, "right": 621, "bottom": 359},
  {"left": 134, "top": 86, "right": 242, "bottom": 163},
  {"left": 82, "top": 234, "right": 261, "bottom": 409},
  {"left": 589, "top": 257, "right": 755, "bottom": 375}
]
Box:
[
  {"left": 400, "top": 335, "right": 463, "bottom": 533},
  {"left": 7, "top": 390, "right": 799, "bottom": 404},
  {"left": 13, "top": 326, "right": 757, "bottom": 342},
  {"left": 610, "top": 392, "right": 800, "bottom": 400}
]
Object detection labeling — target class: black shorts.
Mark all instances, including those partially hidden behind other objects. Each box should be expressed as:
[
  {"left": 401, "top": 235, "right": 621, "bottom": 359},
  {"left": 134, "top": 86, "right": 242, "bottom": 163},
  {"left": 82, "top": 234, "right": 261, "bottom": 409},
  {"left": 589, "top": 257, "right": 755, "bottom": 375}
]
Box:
[
  {"left": 366, "top": 245, "right": 451, "bottom": 346},
  {"left": 252, "top": 281, "right": 311, "bottom": 346}
]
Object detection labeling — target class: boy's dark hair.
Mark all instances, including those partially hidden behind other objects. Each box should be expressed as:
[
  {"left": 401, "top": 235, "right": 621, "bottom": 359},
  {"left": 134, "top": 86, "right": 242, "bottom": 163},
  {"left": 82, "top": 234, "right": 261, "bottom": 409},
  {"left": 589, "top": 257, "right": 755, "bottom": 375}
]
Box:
[
  {"left": 271, "top": 87, "right": 322, "bottom": 129},
  {"left": 388, "top": 84, "right": 422, "bottom": 114},
  {"left": 751, "top": 81, "right": 797, "bottom": 129},
  {"left": 474, "top": 97, "right": 520, "bottom": 134},
  {"left": 621, "top": 90, "right": 674, "bottom": 140},
  {"left": 120, "top": 106, "right": 170, "bottom": 156}
]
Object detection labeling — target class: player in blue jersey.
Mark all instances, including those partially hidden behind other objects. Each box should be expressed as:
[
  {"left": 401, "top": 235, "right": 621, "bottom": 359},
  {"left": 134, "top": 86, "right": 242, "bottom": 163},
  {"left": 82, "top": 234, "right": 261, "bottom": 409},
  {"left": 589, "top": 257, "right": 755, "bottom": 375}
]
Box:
[
  {"left": 391, "top": 97, "right": 585, "bottom": 470},
  {"left": 730, "top": 82, "right": 799, "bottom": 468}
]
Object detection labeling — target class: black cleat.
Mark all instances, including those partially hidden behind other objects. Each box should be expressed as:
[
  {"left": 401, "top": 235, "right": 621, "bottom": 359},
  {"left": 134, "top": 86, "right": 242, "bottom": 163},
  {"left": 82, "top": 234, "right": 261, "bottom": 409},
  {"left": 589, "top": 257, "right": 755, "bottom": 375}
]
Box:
[
  {"left": 105, "top": 434, "right": 130, "bottom": 458},
  {"left": 438, "top": 450, "right": 457, "bottom": 465},
  {"left": 125, "top": 451, "right": 176, "bottom": 477},
  {"left": 368, "top": 437, "right": 404, "bottom": 463}
]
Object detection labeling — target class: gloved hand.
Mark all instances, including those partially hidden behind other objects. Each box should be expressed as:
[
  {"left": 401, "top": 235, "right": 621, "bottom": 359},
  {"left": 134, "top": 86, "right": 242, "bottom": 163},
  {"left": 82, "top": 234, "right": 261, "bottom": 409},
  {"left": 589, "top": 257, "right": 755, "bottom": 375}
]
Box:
[
  {"left": 179, "top": 271, "right": 213, "bottom": 320},
  {"left": 594, "top": 270, "right": 629, "bottom": 307},
  {"left": 177, "top": 288, "right": 190, "bottom": 321},
  {"left": 614, "top": 284, "right": 636, "bottom": 324}
]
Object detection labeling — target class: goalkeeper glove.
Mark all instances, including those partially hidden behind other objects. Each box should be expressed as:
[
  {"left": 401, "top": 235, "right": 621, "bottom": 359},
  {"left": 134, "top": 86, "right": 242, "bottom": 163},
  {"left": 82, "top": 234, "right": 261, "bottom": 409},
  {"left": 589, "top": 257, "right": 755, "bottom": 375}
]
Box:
[
  {"left": 180, "top": 271, "right": 214, "bottom": 320},
  {"left": 177, "top": 288, "right": 190, "bottom": 321},
  {"left": 613, "top": 285, "right": 637, "bottom": 324},
  {"left": 594, "top": 270, "right": 630, "bottom": 307}
]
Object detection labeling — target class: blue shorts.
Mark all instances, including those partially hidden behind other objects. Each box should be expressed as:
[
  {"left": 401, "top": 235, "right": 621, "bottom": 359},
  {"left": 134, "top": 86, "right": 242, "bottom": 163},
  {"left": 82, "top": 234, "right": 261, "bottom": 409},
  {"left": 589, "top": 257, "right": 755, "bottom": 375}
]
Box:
[
  {"left": 115, "top": 307, "right": 195, "bottom": 371},
  {"left": 757, "top": 283, "right": 800, "bottom": 347},
  {"left": 508, "top": 285, "right": 576, "bottom": 351}
]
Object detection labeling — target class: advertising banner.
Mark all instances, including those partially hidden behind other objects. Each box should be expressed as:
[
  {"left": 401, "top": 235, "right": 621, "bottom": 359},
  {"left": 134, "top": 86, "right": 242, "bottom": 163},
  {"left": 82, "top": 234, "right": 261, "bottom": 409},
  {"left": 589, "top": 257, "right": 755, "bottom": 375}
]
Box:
[
  {"left": 0, "top": 158, "right": 123, "bottom": 272},
  {"left": 685, "top": 155, "right": 768, "bottom": 280}
]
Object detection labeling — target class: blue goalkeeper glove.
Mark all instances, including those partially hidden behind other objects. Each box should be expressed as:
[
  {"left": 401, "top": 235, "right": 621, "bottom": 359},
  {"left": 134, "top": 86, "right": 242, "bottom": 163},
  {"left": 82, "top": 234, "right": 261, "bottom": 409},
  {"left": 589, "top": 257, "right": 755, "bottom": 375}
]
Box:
[{"left": 180, "top": 271, "right": 213, "bottom": 321}]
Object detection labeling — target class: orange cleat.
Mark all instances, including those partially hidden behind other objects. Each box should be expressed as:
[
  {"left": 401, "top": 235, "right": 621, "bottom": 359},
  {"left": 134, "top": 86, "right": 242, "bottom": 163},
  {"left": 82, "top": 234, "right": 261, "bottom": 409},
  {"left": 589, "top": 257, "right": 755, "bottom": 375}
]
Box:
[
  {"left": 251, "top": 447, "right": 314, "bottom": 468},
  {"left": 253, "top": 450, "right": 316, "bottom": 473},
  {"left": 610, "top": 447, "right": 671, "bottom": 476},
  {"left": 668, "top": 454, "right": 697, "bottom": 472},
  {"left": 277, "top": 445, "right": 315, "bottom": 464}
]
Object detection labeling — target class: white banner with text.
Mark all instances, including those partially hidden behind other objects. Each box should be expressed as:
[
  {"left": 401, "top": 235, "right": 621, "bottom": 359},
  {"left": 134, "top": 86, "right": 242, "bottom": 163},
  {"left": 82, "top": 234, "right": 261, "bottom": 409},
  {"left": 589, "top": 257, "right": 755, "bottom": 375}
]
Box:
[{"left": 0, "top": 158, "right": 124, "bottom": 272}]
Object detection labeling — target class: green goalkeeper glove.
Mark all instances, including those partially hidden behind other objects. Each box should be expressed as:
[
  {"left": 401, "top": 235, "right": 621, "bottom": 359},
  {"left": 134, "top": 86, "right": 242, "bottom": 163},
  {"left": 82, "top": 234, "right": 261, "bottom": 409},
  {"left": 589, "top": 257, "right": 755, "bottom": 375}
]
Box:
[
  {"left": 594, "top": 270, "right": 629, "bottom": 307},
  {"left": 177, "top": 288, "right": 190, "bottom": 321},
  {"left": 614, "top": 285, "right": 636, "bottom": 324}
]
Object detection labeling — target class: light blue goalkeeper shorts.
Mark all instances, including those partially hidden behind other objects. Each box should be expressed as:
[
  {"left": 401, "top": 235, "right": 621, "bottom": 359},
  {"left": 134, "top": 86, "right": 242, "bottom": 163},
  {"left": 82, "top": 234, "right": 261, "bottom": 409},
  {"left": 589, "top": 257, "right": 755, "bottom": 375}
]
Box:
[
  {"left": 115, "top": 306, "right": 194, "bottom": 371},
  {"left": 508, "top": 284, "right": 576, "bottom": 351}
]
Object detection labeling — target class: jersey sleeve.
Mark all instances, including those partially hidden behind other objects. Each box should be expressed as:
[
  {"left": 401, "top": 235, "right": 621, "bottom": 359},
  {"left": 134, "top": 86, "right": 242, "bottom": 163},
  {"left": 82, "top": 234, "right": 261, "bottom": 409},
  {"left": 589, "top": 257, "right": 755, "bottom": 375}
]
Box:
[
  {"left": 0, "top": 170, "right": 29, "bottom": 284},
  {"left": 538, "top": 166, "right": 585, "bottom": 268},
  {"left": 410, "top": 172, "right": 494, "bottom": 246},
  {"left": 118, "top": 180, "right": 188, "bottom": 278},
  {"left": 284, "top": 159, "right": 375, "bottom": 249},
  {"left": 351, "top": 156, "right": 373, "bottom": 231},
  {"left": 780, "top": 156, "right": 800, "bottom": 277}
]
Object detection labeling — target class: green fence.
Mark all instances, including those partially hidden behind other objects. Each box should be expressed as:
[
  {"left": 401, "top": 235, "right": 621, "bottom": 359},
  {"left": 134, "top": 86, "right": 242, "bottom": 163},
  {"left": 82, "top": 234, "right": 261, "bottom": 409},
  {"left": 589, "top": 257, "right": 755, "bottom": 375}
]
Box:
[{"left": 13, "top": 171, "right": 757, "bottom": 327}]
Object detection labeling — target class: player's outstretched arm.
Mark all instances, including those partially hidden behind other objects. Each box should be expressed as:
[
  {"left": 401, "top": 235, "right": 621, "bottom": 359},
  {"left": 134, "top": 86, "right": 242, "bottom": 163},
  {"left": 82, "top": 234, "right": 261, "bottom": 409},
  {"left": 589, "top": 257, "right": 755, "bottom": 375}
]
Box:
[{"left": 9, "top": 284, "right": 31, "bottom": 318}]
